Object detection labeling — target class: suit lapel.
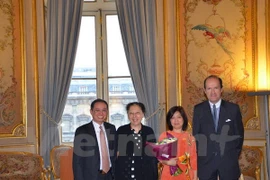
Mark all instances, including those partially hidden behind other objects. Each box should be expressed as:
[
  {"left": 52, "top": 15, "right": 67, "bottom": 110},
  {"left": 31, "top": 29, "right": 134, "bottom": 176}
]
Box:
[
  {"left": 88, "top": 121, "right": 100, "bottom": 158},
  {"left": 89, "top": 121, "right": 98, "bottom": 141},
  {"left": 217, "top": 100, "right": 230, "bottom": 133},
  {"left": 103, "top": 122, "right": 110, "bottom": 135},
  {"left": 203, "top": 101, "right": 216, "bottom": 131},
  {"left": 103, "top": 122, "right": 115, "bottom": 158}
]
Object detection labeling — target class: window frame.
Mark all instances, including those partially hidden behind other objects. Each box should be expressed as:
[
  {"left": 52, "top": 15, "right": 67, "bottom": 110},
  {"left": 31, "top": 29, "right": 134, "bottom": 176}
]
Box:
[{"left": 60, "top": 1, "right": 137, "bottom": 144}]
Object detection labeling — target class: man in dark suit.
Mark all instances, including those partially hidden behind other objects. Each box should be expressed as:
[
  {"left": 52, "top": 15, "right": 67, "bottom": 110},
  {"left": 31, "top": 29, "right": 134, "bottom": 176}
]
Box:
[
  {"left": 73, "top": 98, "right": 117, "bottom": 180},
  {"left": 192, "top": 75, "right": 244, "bottom": 180}
]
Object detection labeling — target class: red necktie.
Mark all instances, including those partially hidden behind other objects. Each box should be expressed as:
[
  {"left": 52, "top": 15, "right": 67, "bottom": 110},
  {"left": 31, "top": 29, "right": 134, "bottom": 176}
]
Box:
[{"left": 100, "top": 126, "right": 110, "bottom": 173}]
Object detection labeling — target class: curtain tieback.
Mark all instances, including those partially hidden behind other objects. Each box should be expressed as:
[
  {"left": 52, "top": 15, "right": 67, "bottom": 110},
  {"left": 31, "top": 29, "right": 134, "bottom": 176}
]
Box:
[
  {"left": 145, "top": 103, "right": 165, "bottom": 121},
  {"left": 41, "top": 108, "right": 59, "bottom": 126}
]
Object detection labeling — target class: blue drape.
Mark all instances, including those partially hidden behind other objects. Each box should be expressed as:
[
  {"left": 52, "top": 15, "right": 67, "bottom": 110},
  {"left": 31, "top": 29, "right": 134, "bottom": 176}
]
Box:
[
  {"left": 40, "top": 0, "right": 83, "bottom": 166},
  {"left": 115, "top": 0, "right": 160, "bottom": 135}
]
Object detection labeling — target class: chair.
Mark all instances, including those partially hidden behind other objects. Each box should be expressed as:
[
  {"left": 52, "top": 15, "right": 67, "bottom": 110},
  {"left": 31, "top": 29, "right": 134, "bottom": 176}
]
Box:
[
  {"left": 0, "top": 151, "right": 48, "bottom": 180},
  {"left": 239, "top": 145, "right": 263, "bottom": 180},
  {"left": 49, "top": 145, "right": 73, "bottom": 180},
  {"left": 157, "top": 162, "right": 163, "bottom": 180}
]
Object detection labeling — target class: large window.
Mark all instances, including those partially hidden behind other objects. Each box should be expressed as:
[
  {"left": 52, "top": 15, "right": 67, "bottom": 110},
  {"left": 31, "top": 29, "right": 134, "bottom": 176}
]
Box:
[{"left": 61, "top": 2, "right": 137, "bottom": 143}]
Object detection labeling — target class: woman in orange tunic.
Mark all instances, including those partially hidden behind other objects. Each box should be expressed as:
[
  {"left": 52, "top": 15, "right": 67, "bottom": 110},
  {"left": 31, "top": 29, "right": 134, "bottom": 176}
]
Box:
[{"left": 159, "top": 106, "right": 198, "bottom": 180}]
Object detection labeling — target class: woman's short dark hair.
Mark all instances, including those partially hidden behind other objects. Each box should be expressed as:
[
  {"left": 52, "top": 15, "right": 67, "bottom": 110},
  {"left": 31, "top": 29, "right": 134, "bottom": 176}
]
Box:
[
  {"left": 90, "top": 98, "right": 108, "bottom": 110},
  {"left": 126, "top": 102, "right": 146, "bottom": 114},
  {"left": 166, "top": 106, "right": 188, "bottom": 131}
]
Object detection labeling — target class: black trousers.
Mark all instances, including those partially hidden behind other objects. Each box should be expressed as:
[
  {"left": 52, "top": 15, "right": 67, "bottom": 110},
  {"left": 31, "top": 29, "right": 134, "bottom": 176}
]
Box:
[{"left": 98, "top": 168, "right": 114, "bottom": 180}]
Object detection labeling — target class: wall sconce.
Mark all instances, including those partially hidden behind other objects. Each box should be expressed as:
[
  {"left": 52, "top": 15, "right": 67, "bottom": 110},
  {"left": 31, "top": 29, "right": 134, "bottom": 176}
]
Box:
[{"left": 247, "top": 91, "right": 270, "bottom": 178}]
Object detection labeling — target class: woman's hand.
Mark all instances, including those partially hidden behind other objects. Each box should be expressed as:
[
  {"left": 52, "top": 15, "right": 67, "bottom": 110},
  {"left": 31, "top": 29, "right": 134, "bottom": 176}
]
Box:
[
  {"left": 159, "top": 157, "right": 178, "bottom": 166},
  {"left": 193, "top": 170, "right": 198, "bottom": 180}
]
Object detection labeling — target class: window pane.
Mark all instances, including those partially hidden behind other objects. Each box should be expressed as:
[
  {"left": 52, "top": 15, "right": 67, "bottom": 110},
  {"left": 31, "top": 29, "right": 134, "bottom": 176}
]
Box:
[
  {"left": 73, "top": 16, "right": 96, "bottom": 78},
  {"left": 106, "top": 15, "right": 130, "bottom": 77},
  {"left": 61, "top": 11, "right": 138, "bottom": 144},
  {"left": 108, "top": 78, "right": 137, "bottom": 129},
  {"left": 61, "top": 80, "right": 97, "bottom": 142}
]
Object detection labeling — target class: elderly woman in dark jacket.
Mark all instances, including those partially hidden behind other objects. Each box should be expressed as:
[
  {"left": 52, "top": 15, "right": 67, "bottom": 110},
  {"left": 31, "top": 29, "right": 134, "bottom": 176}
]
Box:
[{"left": 115, "top": 102, "right": 158, "bottom": 180}]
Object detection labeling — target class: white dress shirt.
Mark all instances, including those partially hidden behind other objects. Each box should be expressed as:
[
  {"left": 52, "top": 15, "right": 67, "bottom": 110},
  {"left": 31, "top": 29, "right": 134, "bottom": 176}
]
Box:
[{"left": 92, "top": 120, "right": 112, "bottom": 169}]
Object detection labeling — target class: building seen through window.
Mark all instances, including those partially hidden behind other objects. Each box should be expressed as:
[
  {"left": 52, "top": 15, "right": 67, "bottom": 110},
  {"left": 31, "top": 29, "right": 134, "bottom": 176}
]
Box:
[
  {"left": 61, "top": 7, "right": 138, "bottom": 142},
  {"left": 62, "top": 70, "right": 137, "bottom": 142}
]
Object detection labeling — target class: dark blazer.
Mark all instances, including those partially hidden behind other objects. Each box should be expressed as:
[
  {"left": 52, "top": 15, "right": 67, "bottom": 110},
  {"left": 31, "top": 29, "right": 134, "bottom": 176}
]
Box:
[
  {"left": 192, "top": 100, "right": 244, "bottom": 179},
  {"left": 73, "top": 121, "right": 117, "bottom": 180},
  {"left": 115, "top": 124, "right": 158, "bottom": 180}
]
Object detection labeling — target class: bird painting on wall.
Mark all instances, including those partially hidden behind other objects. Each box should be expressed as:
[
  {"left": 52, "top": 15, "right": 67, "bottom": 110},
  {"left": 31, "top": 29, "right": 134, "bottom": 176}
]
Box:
[{"left": 192, "top": 24, "right": 233, "bottom": 60}]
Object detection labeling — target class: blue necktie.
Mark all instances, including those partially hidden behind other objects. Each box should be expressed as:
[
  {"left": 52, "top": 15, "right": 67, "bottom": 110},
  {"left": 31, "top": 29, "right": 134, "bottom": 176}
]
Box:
[{"left": 213, "top": 104, "right": 217, "bottom": 131}]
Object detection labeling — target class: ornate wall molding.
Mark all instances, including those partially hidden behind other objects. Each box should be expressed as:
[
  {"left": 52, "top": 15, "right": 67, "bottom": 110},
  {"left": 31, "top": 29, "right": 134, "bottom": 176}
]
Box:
[
  {"left": 176, "top": 0, "right": 259, "bottom": 130},
  {"left": 0, "top": 0, "right": 26, "bottom": 137}
]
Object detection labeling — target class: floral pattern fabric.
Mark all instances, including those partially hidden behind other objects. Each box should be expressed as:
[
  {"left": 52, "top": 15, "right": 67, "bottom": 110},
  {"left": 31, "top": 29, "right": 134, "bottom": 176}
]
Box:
[
  {"left": 159, "top": 131, "right": 197, "bottom": 180},
  {"left": 238, "top": 146, "right": 262, "bottom": 180},
  {"left": 0, "top": 153, "right": 47, "bottom": 180}
]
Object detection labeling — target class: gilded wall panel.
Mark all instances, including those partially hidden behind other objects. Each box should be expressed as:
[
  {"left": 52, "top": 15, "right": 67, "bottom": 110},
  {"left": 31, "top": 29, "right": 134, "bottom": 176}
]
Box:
[
  {"left": 176, "top": 0, "right": 258, "bottom": 130},
  {"left": 0, "top": 0, "right": 25, "bottom": 137}
]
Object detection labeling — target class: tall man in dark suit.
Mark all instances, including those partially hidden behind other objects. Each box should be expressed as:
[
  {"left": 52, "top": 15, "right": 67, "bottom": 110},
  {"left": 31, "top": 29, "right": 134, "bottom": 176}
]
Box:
[
  {"left": 192, "top": 75, "right": 244, "bottom": 180},
  {"left": 73, "top": 98, "right": 117, "bottom": 180}
]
